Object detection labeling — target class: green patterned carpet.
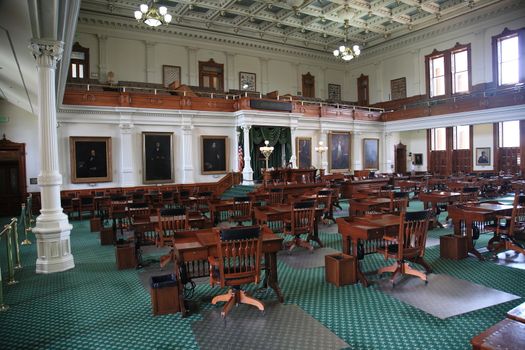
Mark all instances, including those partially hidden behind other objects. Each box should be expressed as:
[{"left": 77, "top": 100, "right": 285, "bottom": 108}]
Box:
[{"left": 1, "top": 199, "right": 524, "bottom": 350}]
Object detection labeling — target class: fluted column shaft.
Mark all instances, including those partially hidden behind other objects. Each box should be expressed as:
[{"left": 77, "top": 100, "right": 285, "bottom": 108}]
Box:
[{"left": 242, "top": 125, "right": 253, "bottom": 184}]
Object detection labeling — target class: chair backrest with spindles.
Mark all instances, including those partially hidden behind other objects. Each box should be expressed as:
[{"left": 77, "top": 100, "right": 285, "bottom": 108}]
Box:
[
  {"left": 397, "top": 210, "right": 431, "bottom": 261},
  {"left": 156, "top": 207, "right": 189, "bottom": 246},
  {"left": 289, "top": 200, "right": 316, "bottom": 236}
]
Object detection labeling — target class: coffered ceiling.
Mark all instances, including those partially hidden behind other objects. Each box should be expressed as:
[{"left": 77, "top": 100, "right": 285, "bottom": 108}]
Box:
[{"left": 81, "top": 0, "right": 505, "bottom": 52}]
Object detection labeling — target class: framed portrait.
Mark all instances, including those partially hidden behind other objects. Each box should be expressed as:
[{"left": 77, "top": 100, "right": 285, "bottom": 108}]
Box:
[
  {"left": 328, "top": 83, "right": 341, "bottom": 101},
  {"left": 239, "top": 72, "right": 256, "bottom": 91},
  {"left": 162, "top": 65, "right": 181, "bottom": 88},
  {"left": 414, "top": 153, "right": 423, "bottom": 166},
  {"left": 70, "top": 137, "right": 112, "bottom": 183},
  {"left": 476, "top": 147, "right": 491, "bottom": 166},
  {"left": 363, "top": 138, "right": 379, "bottom": 170},
  {"left": 296, "top": 137, "right": 312, "bottom": 169},
  {"left": 390, "top": 77, "right": 407, "bottom": 100},
  {"left": 329, "top": 132, "right": 351, "bottom": 172},
  {"left": 201, "top": 136, "right": 228, "bottom": 174},
  {"left": 142, "top": 132, "right": 174, "bottom": 184}
]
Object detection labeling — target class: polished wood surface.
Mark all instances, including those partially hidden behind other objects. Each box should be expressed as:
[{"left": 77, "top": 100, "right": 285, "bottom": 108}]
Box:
[
  {"left": 348, "top": 197, "right": 392, "bottom": 216},
  {"left": 470, "top": 318, "right": 525, "bottom": 350},
  {"left": 448, "top": 203, "right": 513, "bottom": 260}
]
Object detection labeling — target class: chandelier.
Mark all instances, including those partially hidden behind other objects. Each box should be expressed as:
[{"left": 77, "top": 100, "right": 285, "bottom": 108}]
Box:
[
  {"left": 134, "top": 1, "right": 172, "bottom": 27},
  {"left": 333, "top": 19, "right": 361, "bottom": 61}
]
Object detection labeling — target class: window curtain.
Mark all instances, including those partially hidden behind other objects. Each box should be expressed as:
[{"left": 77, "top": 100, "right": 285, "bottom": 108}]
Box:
[{"left": 249, "top": 126, "right": 291, "bottom": 180}]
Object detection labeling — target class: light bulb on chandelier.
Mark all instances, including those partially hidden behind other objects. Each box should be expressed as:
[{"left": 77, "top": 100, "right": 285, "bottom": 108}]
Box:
[
  {"left": 134, "top": 1, "right": 172, "bottom": 27},
  {"left": 333, "top": 19, "right": 361, "bottom": 61}
]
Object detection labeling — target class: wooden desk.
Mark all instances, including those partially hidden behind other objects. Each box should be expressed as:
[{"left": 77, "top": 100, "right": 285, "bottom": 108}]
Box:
[
  {"left": 418, "top": 191, "right": 461, "bottom": 228},
  {"left": 208, "top": 199, "right": 234, "bottom": 225},
  {"left": 447, "top": 203, "right": 513, "bottom": 260},
  {"left": 339, "top": 178, "right": 390, "bottom": 199},
  {"left": 471, "top": 318, "right": 525, "bottom": 350},
  {"left": 172, "top": 226, "right": 284, "bottom": 315},
  {"left": 348, "top": 197, "right": 391, "bottom": 216},
  {"left": 336, "top": 214, "right": 432, "bottom": 287},
  {"left": 253, "top": 204, "right": 324, "bottom": 247}
]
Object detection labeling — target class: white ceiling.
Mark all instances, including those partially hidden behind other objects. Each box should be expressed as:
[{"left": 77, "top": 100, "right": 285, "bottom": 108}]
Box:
[{"left": 80, "top": 0, "right": 504, "bottom": 51}]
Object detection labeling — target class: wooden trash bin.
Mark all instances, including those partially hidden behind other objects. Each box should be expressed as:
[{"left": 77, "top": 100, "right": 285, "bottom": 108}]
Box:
[
  {"left": 100, "top": 227, "right": 114, "bottom": 246},
  {"left": 325, "top": 253, "right": 356, "bottom": 287},
  {"left": 440, "top": 234, "right": 468, "bottom": 260},
  {"left": 150, "top": 274, "right": 180, "bottom": 315},
  {"left": 90, "top": 217, "right": 101, "bottom": 232},
  {"left": 115, "top": 242, "right": 136, "bottom": 270}
]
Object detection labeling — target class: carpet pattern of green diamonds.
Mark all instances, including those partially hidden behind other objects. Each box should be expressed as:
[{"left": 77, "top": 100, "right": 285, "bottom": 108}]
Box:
[{"left": 0, "top": 198, "right": 524, "bottom": 350}]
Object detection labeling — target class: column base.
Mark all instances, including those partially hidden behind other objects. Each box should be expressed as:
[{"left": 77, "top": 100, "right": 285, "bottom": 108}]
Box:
[
  {"left": 242, "top": 168, "right": 254, "bottom": 185},
  {"left": 33, "top": 214, "right": 75, "bottom": 274}
]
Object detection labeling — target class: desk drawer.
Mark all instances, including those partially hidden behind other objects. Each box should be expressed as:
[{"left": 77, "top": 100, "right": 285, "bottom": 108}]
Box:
[{"left": 182, "top": 249, "right": 208, "bottom": 261}]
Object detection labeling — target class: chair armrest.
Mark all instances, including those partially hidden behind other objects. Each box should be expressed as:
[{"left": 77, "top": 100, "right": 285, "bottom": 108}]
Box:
[{"left": 208, "top": 256, "right": 218, "bottom": 266}]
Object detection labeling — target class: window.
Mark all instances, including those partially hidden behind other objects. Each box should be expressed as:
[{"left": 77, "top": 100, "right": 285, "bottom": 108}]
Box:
[
  {"left": 499, "top": 120, "right": 520, "bottom": 147},
  {"left": 425, "top": 43, "right": 471, "bottom": 98},
  {"left": 453, "top": 125, "right": 470, "bottom": 150},
  {"left": 430, "top": 128, "right": 447, "bottom": 151},
  {"left": 452, "top": 49, "right": 469, "bottom": 94},
  {"left": 492, "top": 27, "right": 525, "bottom": 86},
  {"left": 68, "top": 42, "right": 89, "bottom": 82},
  {"left": 429, "top": 56, "right": 445, "bottom": 97}
]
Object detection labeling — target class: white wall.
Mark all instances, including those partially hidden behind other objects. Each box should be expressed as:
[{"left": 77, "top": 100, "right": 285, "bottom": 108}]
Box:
[
  {"left": 0, "top": 100, "right": 39, "bottom": 192},
  {"left": 473, "top": 123, "right": 494, "bottom": 171},
  {"left": 400, "top": 130, "right": 428, "bottom": 172}
]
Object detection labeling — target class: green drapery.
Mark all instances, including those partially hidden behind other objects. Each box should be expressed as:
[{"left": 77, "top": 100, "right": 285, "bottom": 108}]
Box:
[{"left": 249, "top": 126, "right": 291, "bottom": 180}]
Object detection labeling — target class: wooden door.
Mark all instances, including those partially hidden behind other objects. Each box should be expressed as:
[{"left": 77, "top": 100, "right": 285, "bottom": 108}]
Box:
[
  {"left": 0, "top": 137, "right": 27, "bottom": 216},
  {"left": 395, "top": 143, "right": 406, "bottom": 174},
  {"left": 199, "top": 59, "right": 224, "bottom": 91},
  {"left": 302, "top": 72, "right": 315, "bottom": 98},
  {"left": 357, "top": 74, "right": 369, "bottom": 106}
]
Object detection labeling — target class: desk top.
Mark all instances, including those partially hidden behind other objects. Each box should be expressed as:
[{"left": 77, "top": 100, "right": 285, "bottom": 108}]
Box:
[{"left": 418, "top": 191, "right": 461, "bottom": 200}]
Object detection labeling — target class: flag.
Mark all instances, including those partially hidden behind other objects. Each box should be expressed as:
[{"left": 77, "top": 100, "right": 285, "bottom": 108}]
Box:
[{"left": 238, "top": 145, "right": 244, "bottom": 171}]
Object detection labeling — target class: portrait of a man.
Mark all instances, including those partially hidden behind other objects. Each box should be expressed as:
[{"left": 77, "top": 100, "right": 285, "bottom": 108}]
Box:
[
  {"left": 202, "top": 136, "right": 228, "bottom": 174},
  {"left": 476, "top": 148, "right": 491, "bottom": 165},
  {"left": 143, "top": 132, "right": 173, "bottom": 183},
  {"left": 329, "top": 133, "right": 350, "bottom": 171},
  {"left": 70, "top": 137, "right": 112, "bottom": 183},
  {"left": 296, "top": 137, "right": 312, "bottom": 169},
  {"left": 363, "top": 138, "right": 379, "bottom": 170}
]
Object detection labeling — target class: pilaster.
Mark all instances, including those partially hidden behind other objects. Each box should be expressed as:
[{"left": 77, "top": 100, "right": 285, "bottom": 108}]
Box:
[
  {"left": 319, "top": 130, "right": 329, "bottom": 173},
  {"left": 187, "top": 47, "right": 198, "bottom": 86},
  {"left": 119, "top": 121, "right": 134, "bottom": 186},
  {"left": 242, "top": 125, "right": 253, "bottom": 184},
  {"left": 290, "top": 127, "right": 297, "bottom": 168},
  {"left": 226, "top": 53, "right": 235, "bottom": 91},
  {"left": 97, "top": 34, "right": 108, "bottom": 83},
  {"left": 30, "top": 38, "right": 74, "bottom": 274},
  {"left": 145, "top": 41, "right": 156, "bottom": 83},
  {"left": 260, "top": 58, "right": 269, "bottom": 94},
  {"left": 181, "top": 119, "right": 195, "bottom": 183}
]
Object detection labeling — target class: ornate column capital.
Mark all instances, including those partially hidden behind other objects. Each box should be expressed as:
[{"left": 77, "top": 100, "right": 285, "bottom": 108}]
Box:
[
  {"left": 242, "top": 124, "right": 251, "bottom": 132},
  {"left": 97, "top": 34, "right": 108, "bottom": 41},
  {"left": 30, "top": 39, "right": 64, "bottom": 69}
]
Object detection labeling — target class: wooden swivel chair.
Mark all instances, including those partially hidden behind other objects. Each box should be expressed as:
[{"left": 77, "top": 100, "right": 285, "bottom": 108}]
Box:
[
  {"left": 316, "top": 189, "right": 334, "bottom": 223},
  {"left": 156, "top": 207, "right": 190, "bottom": 247},
  {"left": 229, "top": 196, "right": 253, "bottom": 225},
  {"left": 377, "top": 210, "right": 431, "bottom": 286},
  {"left": 127, "top": 203, "right": 154, "bottom": 245},
  {"left": 487, "top": 193, "right": 525, "bottom": 257},
  {"left": 383, "top": 191, "right": 409, "bottom": 214},
  {"left": 78, "top": 195, "right": 95, "bottom": 220},
  {"left": 267, "top": 188, "right": 284, "bottom": 205},
  {"left": 460, "top": 187, "right": 479, "bottom": 204},
  {"left": 208, "top": 225, "right": 263, "bottom": 318},
  {"left": 61, "top": 197, "right": 75, "bottom": 219},
  {"left": 161, "top": 191, "right": 175, "bottom": 208},
  {"left": 283, "top": 200, "right": 316, "bottom": 252}
]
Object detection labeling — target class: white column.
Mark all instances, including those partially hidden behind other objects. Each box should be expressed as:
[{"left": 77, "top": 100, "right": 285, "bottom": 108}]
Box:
[
  {"left": 30, "top": 39, "right": 74, "bottom": 274},
  {"left": 145, "top": 41, "right": 156, "bottom": 83},
  {"left": 181, "top": 124, "right": 195, "bottom": 183},
  {"left": 119, "top": 122, "right": 134, "bottom": 186},
  {"left": 290, "top": 127, "right": 297, "bottom": 168},
  {"left": 97, "top": 34, "right": 108, "bottom": 83},
  {"left": 319, "top": 130, "right": 329, "bottom": 173},
  {"left": 226, "top": 53, "right": 235, "bottom": 91},
  {"left": 187, "top": 47, "right": 198, "bottom": 86},
  {"left": 319, "top": 67, "right": 327, "bottom": 99},
  {"left": 242, "top": 125, "right": 253, "bottom": 184},
  {"left": 260, "top": 58, "right": 269, "bottom": 94},
  {"left": 295, "top": 64, "right": 301, "bottom": 95}
]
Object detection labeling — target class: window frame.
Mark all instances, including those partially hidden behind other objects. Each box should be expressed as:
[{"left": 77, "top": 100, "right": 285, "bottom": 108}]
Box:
[
  {"left": 425, "top": 43, "right": 472, "bottom": 98},
  {"left": 68, "top": 42, "right": 90, "bottom": 82},
  {"left": 430, "top": 127, "right": 447, "bottom": 151},
  {"left": 492, "top": 27, "right": 525, "bottom": 87}
]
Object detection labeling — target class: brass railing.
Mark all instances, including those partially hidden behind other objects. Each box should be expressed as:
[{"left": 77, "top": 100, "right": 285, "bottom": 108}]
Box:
[{"left": 0, "top": 217, "right": 21, "bottom": 312}]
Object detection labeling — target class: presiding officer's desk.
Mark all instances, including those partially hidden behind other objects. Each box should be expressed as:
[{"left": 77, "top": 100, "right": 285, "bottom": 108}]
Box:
[{"left": 171, "top": 225, "right": 284, "bottom": 315}]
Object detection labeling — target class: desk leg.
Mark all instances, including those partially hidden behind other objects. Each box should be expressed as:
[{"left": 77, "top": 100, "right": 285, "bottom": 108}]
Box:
[
  {"left": 265, "top": 252, "right": 284, "bottom": 303},
  {"left": 465, "top": 218, "right": 484, "bottom": 261},
  {"left": 353, "top": 238, "right": 369, "bottom": 287},
  {"left": 308, "top": 214, "right": 324, "bottom": 248},
  {"left": 432, "top": 203, "right": 444, "bottom": 228},
  {"left": 172, "top": 252, "right": 189, "bottom": 317}
]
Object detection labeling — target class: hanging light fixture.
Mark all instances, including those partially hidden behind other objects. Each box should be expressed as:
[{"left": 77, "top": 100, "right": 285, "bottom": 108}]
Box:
[
  {"left": 134, "top": 1, "right": 172, "bottom": 27},
  {"left": 333, "top": 19, "right": 361, "bottom": 61}
]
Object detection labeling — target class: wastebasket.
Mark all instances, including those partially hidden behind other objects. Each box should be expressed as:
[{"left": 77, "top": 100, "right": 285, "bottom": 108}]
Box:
[{"left": 150, "top": 274, "right": 180, "bottom": 315}]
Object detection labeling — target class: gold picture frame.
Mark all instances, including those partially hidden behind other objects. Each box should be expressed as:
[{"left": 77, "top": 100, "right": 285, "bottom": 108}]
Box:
[
  {"left": 142, "top": 132, "right": 174, "bottom": 184},
  {"left": 296, "top": 137, "right": 312, "bottom": 169},
  {"left": 328, "top": 132, "right": 351, "bottom": 172},
  {"left": 363, "top": 138, "right": 379, "bottom": 170},
  {"left": 70, "top": 136, "right": 112, "bottom": 183},
  {"left": 201, "top": 136, "right": 229, "bottom": 174}
]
